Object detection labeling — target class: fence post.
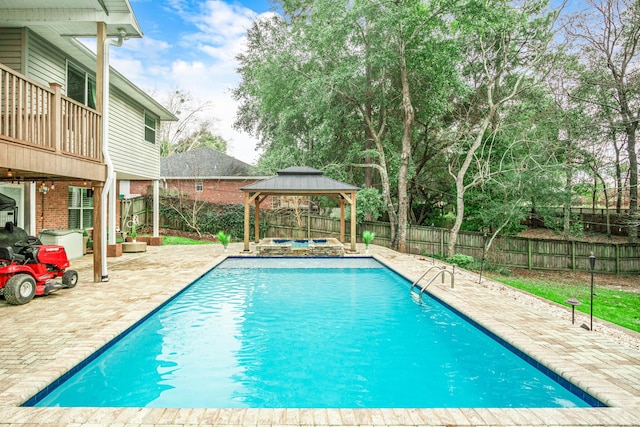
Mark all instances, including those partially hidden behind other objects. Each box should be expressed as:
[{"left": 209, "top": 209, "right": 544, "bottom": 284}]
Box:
[
  {"left": 571, "top": 241, "right": 576, "bottom": 271},
  {"left": 615, "top": 245, "right": 620, "bottom": 275},
  {"left": 527, "top": 239, "right": 532, "bottom": 270}
]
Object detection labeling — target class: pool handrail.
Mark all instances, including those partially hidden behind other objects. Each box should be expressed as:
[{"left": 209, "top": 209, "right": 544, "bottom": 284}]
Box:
[{"left": 410, "top": 265, "right": 454, "bottom": 299}]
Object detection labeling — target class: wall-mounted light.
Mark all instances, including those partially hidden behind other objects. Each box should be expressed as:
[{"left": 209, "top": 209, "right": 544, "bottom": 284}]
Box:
[
  {"left": 51, "top": 180, "right": 55, "bottom": 190},
  {"left": 7, "top": 169, "right": 12, "bottom": 177}
]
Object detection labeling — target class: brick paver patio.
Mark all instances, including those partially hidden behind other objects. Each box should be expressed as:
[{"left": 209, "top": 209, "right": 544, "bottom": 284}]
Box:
[{"left": 1, "top": 242, "right": 639, "bottom": 426}]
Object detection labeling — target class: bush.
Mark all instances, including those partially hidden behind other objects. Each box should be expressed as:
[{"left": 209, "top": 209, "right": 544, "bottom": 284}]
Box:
[
  {"left": 446, "top": 253, "right": 475, "bottom": 269},
  {"left": 157, "top": 197, "right": 254, "bottom": 238},
  {"left": 341, "top": 188, "right": 383, "bottom": 224}
]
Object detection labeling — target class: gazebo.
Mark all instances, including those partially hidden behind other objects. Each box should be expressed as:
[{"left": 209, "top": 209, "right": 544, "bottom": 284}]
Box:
[{"left": 241, "top": 167, "right": 360, "bottom": 252}]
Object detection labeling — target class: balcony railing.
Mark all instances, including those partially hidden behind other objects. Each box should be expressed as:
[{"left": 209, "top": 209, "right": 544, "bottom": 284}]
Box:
[{"left": 0, "top": 62, "right": 102, "bottom": 163}]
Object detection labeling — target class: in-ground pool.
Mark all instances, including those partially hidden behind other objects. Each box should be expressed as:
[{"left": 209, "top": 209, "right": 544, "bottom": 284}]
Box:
[{"left": 28, "top": 257, "right": 602, "bottom": 408}]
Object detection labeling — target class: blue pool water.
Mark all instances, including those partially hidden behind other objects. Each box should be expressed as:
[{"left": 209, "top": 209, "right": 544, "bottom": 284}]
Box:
[
  {"left": 272, "top": 239, "right": 328, "bottom": 248},
  {"left": 31, "top": 257, "right": 598, "bottom": 408}
]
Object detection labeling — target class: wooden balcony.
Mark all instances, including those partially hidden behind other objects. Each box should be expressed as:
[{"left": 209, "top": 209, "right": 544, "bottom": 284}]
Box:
[{"left": 0, "top": 62, "right": 106, "bottom": 182}]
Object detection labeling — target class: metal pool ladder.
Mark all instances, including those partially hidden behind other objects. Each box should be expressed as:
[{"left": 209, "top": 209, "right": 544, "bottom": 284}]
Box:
[{"left": 409, "top": 265, "right": 454, "bottom": 300}]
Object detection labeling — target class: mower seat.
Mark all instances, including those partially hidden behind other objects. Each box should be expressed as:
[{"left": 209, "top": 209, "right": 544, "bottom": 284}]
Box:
[{"left": 0, "top": 246, "right": 25, "bottom": 263}]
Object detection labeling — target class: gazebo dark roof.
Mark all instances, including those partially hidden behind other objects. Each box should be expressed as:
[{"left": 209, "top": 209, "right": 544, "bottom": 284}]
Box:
[{"left": 240, "top": 166, "right": 359, "bottom": 192}]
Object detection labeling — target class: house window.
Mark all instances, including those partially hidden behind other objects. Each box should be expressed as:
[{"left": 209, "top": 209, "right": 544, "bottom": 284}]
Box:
[
  {"left": 68, "top": 187, "right": 94, "bottom": 229},
  {"left": 195, "top": 180, "right": 204, "bottom": 193},
  {"left": 66, "top": 63, "right": 96, "bottom": 109},
  {"left": 145, "top": 112, "right": 157, "bottom": 143}
]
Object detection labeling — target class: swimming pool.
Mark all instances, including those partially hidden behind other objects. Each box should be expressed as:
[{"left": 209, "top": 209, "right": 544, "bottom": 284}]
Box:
[{"left": 28, "top": 257, "right": 600, "bottom": 408}]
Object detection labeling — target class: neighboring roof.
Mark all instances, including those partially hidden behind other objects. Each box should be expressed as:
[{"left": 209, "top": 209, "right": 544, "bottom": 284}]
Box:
[
  {"left": 161, "top": 147, "right": 256, "bottom": 179},
  {"left": 241, "top": 166, "right": 360, "bottom": 193},
  {"left": 0, "top": 0, "right": 177, "bottom": 121}
]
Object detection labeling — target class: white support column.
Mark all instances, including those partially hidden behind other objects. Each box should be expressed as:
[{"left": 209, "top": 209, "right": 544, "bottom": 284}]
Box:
[
  {"left": 153, "top": 179, "right": 159, "bottom": 237},
  {"left": 28, "top": 182, "right": 36, "bottom": 235},
  {"left": 108, "top": 177, "right": 117, "bottom": 244}
]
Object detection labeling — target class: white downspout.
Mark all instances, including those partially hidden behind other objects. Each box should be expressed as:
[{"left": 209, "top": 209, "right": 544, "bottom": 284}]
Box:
[
  {"left": 100, "top": 29, "right": 127, "bottom": 282},
  {"left": 153, "top": 179, "right": 159, "bottom": 237},
  {"left": 28, "top": 182, "right": 36, "bottom": 236}
]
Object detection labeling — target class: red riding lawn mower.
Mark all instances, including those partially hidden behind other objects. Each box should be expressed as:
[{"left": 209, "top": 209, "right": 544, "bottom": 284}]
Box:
[{"left": 0, "top": 194, "right": 78, "bottom": 305}]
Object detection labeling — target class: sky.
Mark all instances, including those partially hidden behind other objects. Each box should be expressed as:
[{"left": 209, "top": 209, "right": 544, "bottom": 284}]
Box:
[{"left": 107, "top": 0, "right": 275, "bottom": 165}]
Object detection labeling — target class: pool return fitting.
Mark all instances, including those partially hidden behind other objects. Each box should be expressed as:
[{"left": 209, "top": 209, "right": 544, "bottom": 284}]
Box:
[{"left": 409, "top": 265, "right": 455, "bottom": 301}]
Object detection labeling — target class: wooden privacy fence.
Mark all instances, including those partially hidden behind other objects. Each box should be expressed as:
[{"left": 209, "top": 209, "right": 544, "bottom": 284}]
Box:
[
  {"left": 263, "top": 213, "right": 640, "bottom": 274},
  {"left": 120, "top": 196, "right": 149, "bottom": 233}
]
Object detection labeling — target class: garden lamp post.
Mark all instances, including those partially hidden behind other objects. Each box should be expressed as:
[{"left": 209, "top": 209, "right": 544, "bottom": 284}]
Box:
[
  {"left": 589, "top": 252, "right": 596, "bottom": 331},
  {"left": 478, "top": 233, "right": 488, "bottom": 284}
]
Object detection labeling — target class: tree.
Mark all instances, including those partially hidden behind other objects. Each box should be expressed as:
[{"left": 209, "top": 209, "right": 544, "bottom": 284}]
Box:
[
  {"left": 158, "top": 89, "right": 228, "bottom": 157},
  {"left": 444, "top": 0, "right": 558, "bottom": 257},
  {"left": 234, "top": 0, "right": 460, "bottom": 252},
  {"left": 565, "top": 0, "right": 640, "bottom": 242}
]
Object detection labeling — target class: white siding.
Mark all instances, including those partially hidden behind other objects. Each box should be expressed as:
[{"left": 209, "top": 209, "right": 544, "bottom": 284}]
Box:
[
  {"left": 0, "top": 28, "right": 24, "bottom": 72},
  {"left": 25, "top": 30, "right": 66, "bottom": 87},
  {"left": 109, "top": 88, "right": 160, "bottom": 179}
]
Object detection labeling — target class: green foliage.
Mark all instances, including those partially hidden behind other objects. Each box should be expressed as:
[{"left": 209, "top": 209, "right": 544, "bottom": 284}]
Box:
[
  {"left": 158, "top": 197, "right": 254, "bottom": 238},
  {"left": 232, "top": 0, "right": 630, "bottom": 246},
  {"left": 161, "top": 236, "right": 213, "bottom": 245},
  {"left": 355, "top": 188, "right": 383, "bottom": 224},
  {"left": 216, "top": 231, "right": 231, "bottom": 247},
  {"left": 535, "top": 207, "right": 585, "bottom": 237},
  {"left": 362, "top": 230, "right": 376, "bottom": 247},
  {"left": 446, "top": 253, "right": 475, "bottom": 269}
]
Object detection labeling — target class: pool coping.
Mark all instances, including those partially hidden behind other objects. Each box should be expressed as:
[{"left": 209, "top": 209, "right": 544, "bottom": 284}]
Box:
[{"left": 0, "top": 243, "right": 639, "bottom": 426}]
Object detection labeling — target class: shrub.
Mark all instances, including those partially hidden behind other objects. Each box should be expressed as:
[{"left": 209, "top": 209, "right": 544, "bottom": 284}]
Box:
[{"left": 446, "top": 253, "right": 475, "bottom": 269}]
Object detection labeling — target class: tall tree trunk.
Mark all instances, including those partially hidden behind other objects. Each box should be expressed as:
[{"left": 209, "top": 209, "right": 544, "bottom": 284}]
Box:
[
  {"left": 595, "top": 170, "right": 611, "bottom": 237},
  {"left": 563, "top": 138, "right": 573, "bottom": 236},
  {"left": 448, "top": 114, "right": 493, "bottom": 257},
  {"left": 615, "top": 144, "right": 623, "bottom": 214},
  {"left": 625, "top": 129, "right": 638, "bottom": 242},
  {"left": 395, "top": 38, "right": 414, "bottom": 253},
  {"left": 618, "top": 87, "right": 638, "bottom": 242},
  {"left": 358, "top": 107, "right": 398, "bottom": 247}
]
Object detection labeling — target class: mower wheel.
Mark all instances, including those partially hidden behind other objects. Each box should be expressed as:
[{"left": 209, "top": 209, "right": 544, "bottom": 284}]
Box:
[
  {"left": 62, "top": 270, "right": 78, "bottom": 288},
  {"left": 4, "top": 274, "right": 36, "bottom": 305}
]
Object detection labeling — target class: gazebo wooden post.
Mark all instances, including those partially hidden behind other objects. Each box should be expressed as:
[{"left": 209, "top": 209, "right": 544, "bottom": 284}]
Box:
[
  {"left": 254, "top": 196, "right": 262, "bottom": 243},
  {"left": 350, "top": 190, "right": 357, "bottom": 252},
  {"left": 339, "top": 198, "right": 345, "bottom": 243},
  {"left": 243, "top": 191, "right": 251, "bottom": 251}
]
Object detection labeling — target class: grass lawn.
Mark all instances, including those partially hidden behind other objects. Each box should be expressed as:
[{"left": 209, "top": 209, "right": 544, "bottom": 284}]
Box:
[
  {"left": 160, "top": 235, "right": 214, "bottom": 245},
  {"left": 490, "top": 273, "right": 640, "bottom": 333}
]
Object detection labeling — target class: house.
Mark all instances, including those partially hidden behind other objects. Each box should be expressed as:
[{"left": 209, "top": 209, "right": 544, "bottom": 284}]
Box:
[
  {"left": 0, "top": 1, "right": 177, "bottom": 281},
  {"left": 132, "top": 147, "right": 267, "bottom": 205}
]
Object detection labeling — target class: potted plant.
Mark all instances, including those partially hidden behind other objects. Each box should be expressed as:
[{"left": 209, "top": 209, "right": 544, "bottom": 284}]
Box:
[
  {"left": 363, "top": 230, "right": 375, "bottom": 254},
  {"left": 217, "top": 231, "right": 231, "bottom": 252},
  {"left": 130, "top": 222, "right": 137, "bottom": 242}
]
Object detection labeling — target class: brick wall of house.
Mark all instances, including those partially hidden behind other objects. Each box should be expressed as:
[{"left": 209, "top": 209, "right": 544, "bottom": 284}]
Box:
[
  {"left": 35, "top": 181, "right": 70, "bottom": 233},
  {"left": 33, "top": 181, "right": 121, "bottom": 234},
  {"left": 135, "top": 179, "right": 263, "bottom": 205},
  {"left": 129, "top": 180, "right": 152, "bottom": 196}
]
